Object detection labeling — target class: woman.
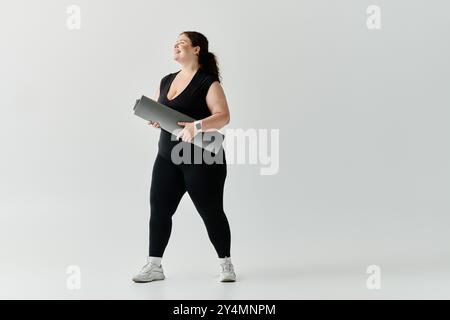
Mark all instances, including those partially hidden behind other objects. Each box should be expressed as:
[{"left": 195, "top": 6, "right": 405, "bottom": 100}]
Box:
[{"left": 132, "top": 31, "right": 236, "bottom": 283}]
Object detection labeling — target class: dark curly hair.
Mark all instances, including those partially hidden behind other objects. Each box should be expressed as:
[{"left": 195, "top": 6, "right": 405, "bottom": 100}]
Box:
[{"left": 180, "top": 31, "right": 221, "bottom": 83}]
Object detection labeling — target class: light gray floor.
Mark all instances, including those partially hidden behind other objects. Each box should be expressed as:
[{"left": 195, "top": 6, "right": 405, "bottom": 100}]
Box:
[
  {"left": 1, "top": 181, "right": 450, "bottom": 300},
  {"left": 2, "top": 253, "right": 450, "bottom": 299}
]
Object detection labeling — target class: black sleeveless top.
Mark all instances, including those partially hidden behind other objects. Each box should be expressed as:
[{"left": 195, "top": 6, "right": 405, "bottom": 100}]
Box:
[{"left": 157, "top": 69, "right": 225, "bottom": 163}]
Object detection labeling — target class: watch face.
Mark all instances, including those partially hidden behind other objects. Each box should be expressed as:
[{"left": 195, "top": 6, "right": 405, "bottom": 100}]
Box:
[{"left": 195, "top": 122, "right": 201, "bottom": 130}]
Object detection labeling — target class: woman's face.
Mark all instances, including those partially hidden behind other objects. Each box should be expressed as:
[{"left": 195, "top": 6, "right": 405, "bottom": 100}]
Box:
[{"left": 173, "top": 34, "right": 199, "bottom": 63}]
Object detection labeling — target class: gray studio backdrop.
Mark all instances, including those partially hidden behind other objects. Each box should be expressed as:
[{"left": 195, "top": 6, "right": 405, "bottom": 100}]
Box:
[{"left": 1, "top": 0, "right": 449, "bottom": 299}]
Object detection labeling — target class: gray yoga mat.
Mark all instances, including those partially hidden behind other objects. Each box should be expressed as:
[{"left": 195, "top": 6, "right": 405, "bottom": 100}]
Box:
[{"left": 133, "top": 95, "right": 225, "bottom": 154}]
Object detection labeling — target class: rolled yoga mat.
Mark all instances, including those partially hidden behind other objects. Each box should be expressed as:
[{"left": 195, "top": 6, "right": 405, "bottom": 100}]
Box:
[{"left": 133, "top": 95, "right": 225, "bottom": 154}]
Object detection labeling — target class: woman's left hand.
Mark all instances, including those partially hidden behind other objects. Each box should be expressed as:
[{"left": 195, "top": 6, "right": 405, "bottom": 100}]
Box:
[{"left": 176, "top": 121, "right": 196, "bottom": 142}]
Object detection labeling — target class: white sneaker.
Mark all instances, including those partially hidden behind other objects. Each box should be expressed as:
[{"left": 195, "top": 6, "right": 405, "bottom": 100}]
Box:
[
  {"left": 132, "top": 258, "right": 165, "bottom": 283},
  {"left": 219, "top": 257, "right": 236, "bottom": 282}
]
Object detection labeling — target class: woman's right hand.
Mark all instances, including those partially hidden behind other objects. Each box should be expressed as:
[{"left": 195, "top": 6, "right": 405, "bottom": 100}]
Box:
[{"left": 148, "top": 120, "right": 161, "bottom": 128}]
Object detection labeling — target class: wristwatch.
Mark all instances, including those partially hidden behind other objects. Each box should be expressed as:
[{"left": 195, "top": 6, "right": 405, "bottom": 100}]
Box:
[{"left": 194, "top": 120, "right": 202, "bottom": 136}]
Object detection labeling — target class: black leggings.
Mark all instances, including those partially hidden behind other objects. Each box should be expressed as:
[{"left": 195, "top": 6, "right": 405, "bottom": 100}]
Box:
[{"left": 148, "top": 153, "right": 231, "bottom": 258}]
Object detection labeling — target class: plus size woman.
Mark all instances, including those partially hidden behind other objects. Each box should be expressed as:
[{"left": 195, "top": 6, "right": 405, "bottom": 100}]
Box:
[{"left": 132, "top": 31, "right": 236, "bottom": 283}]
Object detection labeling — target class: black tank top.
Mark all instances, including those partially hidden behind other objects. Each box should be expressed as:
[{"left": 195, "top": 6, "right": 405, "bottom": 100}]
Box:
[{"left": 156, "top": 69, "right": 225, "bottom": 163}]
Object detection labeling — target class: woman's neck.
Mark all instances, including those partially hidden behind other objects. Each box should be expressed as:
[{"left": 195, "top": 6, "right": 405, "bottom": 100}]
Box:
[{"left": 179, "top": 62, "right": 200, "bottom": 76}]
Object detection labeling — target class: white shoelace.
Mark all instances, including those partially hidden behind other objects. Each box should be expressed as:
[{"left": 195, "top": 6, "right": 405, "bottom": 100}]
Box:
[
  {"left": 141, "top": 262, "right": 159, "bottom": 273},
  {"left": 221, "top": 262, "right": 234, "bottom": 273}
]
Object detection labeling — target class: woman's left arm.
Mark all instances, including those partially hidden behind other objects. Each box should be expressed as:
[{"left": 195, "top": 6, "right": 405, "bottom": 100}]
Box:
[
  {"left": 177, "top": 81, "right": 230, "bottom": 142},
  {"left": 201, "top": 81, "right": 231, "bottom": 131}
]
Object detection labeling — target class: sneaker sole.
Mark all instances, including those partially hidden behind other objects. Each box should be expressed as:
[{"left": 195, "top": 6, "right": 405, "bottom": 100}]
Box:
[
  {"left": 132, "top": 275, "right": 165, "bottom": 283},
  {"left": 219, "top": 277, "right": 236, "bottom": 282}
]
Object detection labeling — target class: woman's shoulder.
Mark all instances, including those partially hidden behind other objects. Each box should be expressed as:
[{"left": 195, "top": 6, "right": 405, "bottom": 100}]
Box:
[
  {"left": 161, "top": 71, "right": 175, "bottom": 82},
  {"left": 200, "top": 69, "right": 219, "bottom": 80},
  {"left": 159, "top": 71, "right": 177, "bottom": 88},
  {"left": 199, "top": 70, "right": 220, "bottom": 88}
]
